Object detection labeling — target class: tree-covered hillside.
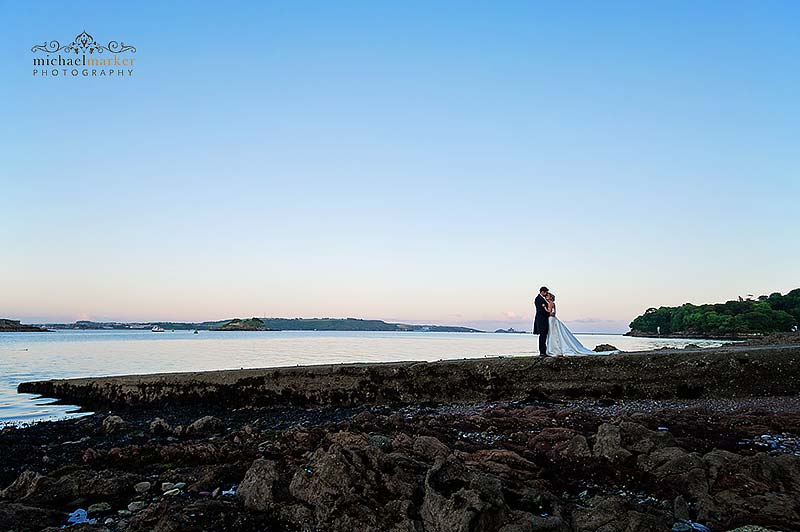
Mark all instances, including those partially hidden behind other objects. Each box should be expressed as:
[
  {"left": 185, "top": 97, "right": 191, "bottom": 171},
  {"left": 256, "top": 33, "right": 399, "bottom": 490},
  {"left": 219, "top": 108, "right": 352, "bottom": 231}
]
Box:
[{"left": 628, "top": 289, "right": 800, "bottom": 337}]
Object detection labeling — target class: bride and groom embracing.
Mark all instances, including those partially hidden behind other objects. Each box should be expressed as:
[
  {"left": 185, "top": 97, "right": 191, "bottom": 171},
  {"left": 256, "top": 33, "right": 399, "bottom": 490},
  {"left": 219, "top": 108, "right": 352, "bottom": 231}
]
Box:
[{"left": 533, "top": 286, "right": 596, "bottom": 357}]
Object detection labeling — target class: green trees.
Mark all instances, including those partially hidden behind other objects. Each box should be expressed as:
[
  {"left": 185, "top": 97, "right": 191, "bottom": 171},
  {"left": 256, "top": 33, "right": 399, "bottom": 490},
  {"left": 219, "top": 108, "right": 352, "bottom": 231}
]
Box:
[{"left": 629, "top": 289, "right": 800, "bottom": 337}]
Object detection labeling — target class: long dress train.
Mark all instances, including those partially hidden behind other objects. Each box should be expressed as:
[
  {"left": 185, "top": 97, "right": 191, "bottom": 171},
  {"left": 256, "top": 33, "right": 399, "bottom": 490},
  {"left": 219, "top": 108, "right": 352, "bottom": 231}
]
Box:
[{"left": 546, "top": 316, "right": 597, "bottom": 356}]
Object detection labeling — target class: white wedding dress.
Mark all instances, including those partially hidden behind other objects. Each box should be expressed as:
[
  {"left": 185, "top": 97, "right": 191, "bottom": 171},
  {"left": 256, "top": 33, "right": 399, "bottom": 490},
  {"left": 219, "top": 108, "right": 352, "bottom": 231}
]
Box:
[{"left": 546, "top": 307, "right": 596, "bottom": 356}]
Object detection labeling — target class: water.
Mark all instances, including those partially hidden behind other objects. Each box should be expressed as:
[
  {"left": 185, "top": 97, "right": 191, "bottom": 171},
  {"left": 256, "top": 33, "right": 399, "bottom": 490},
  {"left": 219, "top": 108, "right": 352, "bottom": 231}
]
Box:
[{"left": 0, "top": 330, "right": 728, "bottom": 424}]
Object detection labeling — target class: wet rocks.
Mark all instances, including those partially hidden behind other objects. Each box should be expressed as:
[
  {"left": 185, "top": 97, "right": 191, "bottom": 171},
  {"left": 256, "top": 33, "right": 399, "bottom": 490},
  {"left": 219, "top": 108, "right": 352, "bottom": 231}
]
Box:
[
  {"left": 368, "top": 433, "right": 393, "bottom": 452},
  {"left": 2, "top": 392, "right": 800, "bottom": 532},
  {"left": 727, "top": 527, "right": 781, "bottom": 532},
  {"left": 673, "top": 495, "right": 690, "bottom": 521},
  {"left": 287, "top": 440, "right": 390, "bottom": 530},
  {"left": 593, "top": 344, "right": 618, "bottom": 352},
  {"left": 592, "top": 423, "right": 633, "bottom": 462},
  {"left": 185, "top": 415, "right": 224, "bottom": 436},
  {"left": 572, "top": 495, "right": 668, "bottom": 532},
  {"left": 87, "top": 502, "right": 111, "bottom": 515},
  {"left": 102, "top": 415, "right": 128, "bottom": 434},
  {"left": 638, "top": 446, "right": 708, "bottom": 499},
  {"left": 413, "top": 435, "right": 450, "bottom": 460},
  {"left": 237, "top": 459, "right": 282, "bottom": 512},
  {"left": 421, "top": 458, "right": 509, "bottom": 532},
  {"left": 0, "top": 468, "right": 140, "bottom": 507},
  {"left": 149, "top": 417, "right": 171, "bottom": 435},
  {"left": 0, "top": 501, "right": 63, "bottom": 532},
  {"left": 127, "top": 500, "right": 146, "bottom": 512},
  {"left": 19, "top": 344, "right": 800, "bottom": 408}
]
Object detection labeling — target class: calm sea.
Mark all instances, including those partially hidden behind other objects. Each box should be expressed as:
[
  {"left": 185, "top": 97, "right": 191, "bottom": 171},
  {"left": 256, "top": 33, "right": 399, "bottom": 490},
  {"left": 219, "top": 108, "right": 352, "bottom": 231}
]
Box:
[{"left": 0, "top": 330, "right": 729, "bottom": 424}]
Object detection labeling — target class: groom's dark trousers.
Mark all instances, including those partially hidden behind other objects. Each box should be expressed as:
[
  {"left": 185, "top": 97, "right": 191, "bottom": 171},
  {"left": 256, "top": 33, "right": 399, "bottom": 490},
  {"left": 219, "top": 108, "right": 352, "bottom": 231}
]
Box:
[{"left": 533, "top": 294, "right": 549, "bottom": 355}]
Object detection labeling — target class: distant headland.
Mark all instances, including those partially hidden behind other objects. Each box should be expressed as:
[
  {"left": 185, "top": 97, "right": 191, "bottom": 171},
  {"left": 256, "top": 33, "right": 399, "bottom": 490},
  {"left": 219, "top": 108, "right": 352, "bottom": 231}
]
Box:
[
  {"left": 627, "top": 288, "right": 800, "bottom": 339},
  {"left": 7, "top": 317, "right": 482, "bottom": 333},
  {"left": 0, "top": 319, "right": 47, "bottom": 332}
]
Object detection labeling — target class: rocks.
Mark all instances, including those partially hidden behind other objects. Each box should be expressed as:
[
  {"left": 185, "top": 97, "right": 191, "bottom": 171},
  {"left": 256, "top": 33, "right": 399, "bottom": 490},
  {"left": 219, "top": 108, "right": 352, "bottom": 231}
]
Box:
[
  {"left": 368, "top": 434, "right": 393, "bottom": 452},
  {"left": 19, "top": 344, "right": 800, "bottom": 407},
  {"left": 593, "top": 343, "right": 618, "bottom": 352},
  {"left": 127, "top": 501, "right": 146, "bottom": 512},
  {"left": 0, "top": 471, "right": 47, "bottom": 501},
  {"left": 464, "top": 449, "right": 539, "bottom": 481},
  {"left": 673, "top": 495, "right": 690, "bottom": 521},
  {"left": 185, "top": 415, "right": 224, "bottom": 436},
  {"left": 421, "top": 457, "right": 496, "bottom": 531},
  {"left": 593, "top": 423, "right": 633, "bottom": 462},
  {"left": 87, "top": 502, "right": 112, "bottom": 515},
  {"left": 0, "top": 502, "right": 63, "bottom": 532},
  {"left": 412, "top": 435, "right": 450, "bottom": 460},
  {"left": 2, "top": 390, "right": 800, "bottom": 532},
  {"left": 102, "top": 415, "right": 127, "bottom": 434},
  {"left": 572, "top": 495, "right": 668, "bottom": 532},
  {"left": 288, "top": 442, "right": 385, "bottom": 529},
  {"left": 619, "top": 421, "right": 674, "bottom": 454},
  {"left": 562, "top": 434, "right": 592, "bottom": 458},
  {"left": 671, "top": 520, "right": 710, "bottom": 532},
  {"left": 0, "top": 468, "right": 139, "bottom": 506},
  {"left": 727, "top": 527, "right": 781, "bottom": 532},
  {"left": 237, "top": 459, "right": 282, "bottom": 512},
  {"left": 149, "top": 417, "right": 171, "bottom": 434},
  {"left": 637, "top": 446, "right": 707, "bottom": 499},
  {"left": 421, "top": 457, "right": 519, "bottom": 532}
]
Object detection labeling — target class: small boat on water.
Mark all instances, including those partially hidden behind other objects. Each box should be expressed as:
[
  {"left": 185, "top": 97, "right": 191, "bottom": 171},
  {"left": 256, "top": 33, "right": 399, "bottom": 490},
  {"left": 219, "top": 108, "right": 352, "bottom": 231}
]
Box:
[
  {"left": 151, "top": 326, "right": 165, "bottom": 333},
  {"left": 193, "top": 330, "right": 199, "bottom": 334}
]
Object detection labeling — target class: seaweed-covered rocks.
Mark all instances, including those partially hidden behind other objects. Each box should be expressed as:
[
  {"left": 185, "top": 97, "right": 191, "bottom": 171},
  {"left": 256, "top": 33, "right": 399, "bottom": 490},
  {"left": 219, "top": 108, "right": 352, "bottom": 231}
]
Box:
[{"left": 1, "top": 397, "right": 799, "bottom": 531}]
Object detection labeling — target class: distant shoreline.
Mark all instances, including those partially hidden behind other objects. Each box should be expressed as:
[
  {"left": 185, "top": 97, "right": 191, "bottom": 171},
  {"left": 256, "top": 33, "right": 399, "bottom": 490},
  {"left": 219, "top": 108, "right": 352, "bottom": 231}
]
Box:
[
  {"left": 0, "top": 319, "right": 47, "bottom": 332},
  {"left": 5, "top": 317, "right": 482, "bottom": 334},
  {"left": 625, "top": 329, "right": 755, "bottom": 340}
]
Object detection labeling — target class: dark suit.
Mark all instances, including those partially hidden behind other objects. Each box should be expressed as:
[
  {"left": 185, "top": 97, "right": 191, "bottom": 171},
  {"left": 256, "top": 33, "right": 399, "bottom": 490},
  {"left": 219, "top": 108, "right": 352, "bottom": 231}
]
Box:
[{"left": 533, "top": 294, "right": 550, "bottom": 355}]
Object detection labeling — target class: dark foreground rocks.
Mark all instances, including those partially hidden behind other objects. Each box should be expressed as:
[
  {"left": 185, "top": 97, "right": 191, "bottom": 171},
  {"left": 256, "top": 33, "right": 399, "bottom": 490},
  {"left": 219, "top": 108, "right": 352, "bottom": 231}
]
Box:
[{"left": 1, "top": 398, "right": 799, "bottom": 531}]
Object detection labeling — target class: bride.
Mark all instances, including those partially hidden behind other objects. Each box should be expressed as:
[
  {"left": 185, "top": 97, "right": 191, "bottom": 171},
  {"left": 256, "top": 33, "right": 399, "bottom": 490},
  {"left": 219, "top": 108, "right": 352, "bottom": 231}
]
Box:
[{"left": 545, "top": 293, "right": 597, "bottom": 356}]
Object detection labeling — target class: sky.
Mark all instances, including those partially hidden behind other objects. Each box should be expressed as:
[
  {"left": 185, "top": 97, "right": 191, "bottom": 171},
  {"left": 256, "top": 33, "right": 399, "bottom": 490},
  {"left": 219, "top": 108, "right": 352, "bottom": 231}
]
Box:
[{"left": 1, "top": 1, "right": 798, "bottom": 333}]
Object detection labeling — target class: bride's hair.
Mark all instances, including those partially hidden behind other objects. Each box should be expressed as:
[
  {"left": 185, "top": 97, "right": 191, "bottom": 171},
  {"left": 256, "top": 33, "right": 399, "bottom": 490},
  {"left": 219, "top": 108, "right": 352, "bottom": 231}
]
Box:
[{"left": 548, "top": 293, "right": 556, "bottom": 301}]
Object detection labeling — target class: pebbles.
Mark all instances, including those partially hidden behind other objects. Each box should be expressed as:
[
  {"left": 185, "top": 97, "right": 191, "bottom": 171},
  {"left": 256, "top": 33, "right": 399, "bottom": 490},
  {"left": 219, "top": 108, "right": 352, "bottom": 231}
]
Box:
[
  {"left": 87, "top": 502, "right": 111, "bottom": 515},
  {"left": 127, "top": 501, "right": 146, "bottom": 512},
  {"left": 456, "top": 430, "right": 503, "bottom": 445},
  {"left": 739, "top": 432, "right": 800, "bottom": 456}
]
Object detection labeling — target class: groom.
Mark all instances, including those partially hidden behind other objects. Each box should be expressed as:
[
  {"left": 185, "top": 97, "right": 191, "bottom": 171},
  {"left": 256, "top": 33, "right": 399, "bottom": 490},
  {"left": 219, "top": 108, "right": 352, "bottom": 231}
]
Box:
[{"left": 534, "top": 286, "right": 550, "bottom": 356}]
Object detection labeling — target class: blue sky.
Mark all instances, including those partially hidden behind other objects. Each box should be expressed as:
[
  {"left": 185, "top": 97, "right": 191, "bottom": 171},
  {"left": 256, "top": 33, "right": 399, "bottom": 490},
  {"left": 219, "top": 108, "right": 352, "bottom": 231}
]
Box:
[{"left": 1, "top": 1, "right": 798, "bottom": 332}]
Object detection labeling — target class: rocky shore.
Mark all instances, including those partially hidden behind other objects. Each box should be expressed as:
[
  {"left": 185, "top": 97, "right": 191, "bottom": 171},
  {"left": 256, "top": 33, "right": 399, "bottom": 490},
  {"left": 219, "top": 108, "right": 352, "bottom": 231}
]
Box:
[
  {"left": 18, "top": 345, "right": 800, "bottom": 410},
  {"left": 3, "top": 345, "right": 800, "bottom": 531},
  {"left": 1, "top": 397, "right": 798, "bottom": 531}
]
